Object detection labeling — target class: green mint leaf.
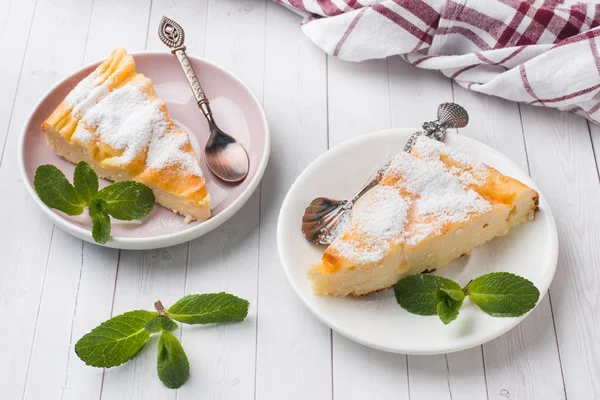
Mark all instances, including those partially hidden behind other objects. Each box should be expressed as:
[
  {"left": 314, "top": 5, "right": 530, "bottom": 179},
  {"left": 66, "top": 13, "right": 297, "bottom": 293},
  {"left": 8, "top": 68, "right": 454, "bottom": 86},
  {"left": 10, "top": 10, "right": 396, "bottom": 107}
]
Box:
[
  {"left": 167, "top": 293, "right": 249, "bottom": 324},
  {"left": 73, "top": 162, "right": 98, "bottom": 204},
  {"left": 435, "top": 288, "right": 465, "bottom": 324},
  {"left": 395, "top": 274, "right": 461, "bottom": 315},
  {"left": 89, "top": 201, "right": 111, "bottom": 244},
  {"left": 436, "top": 288, "right": 465, "bottom": 303},
  {"left": 34, "top": 165, "right": 85, "bottom": 216},
  {"left": 75, "top": 310, "right": 157, "bottom": 368},
  {"left": 157, "top": 331, "right": 190, "bottom": 389},
  {"left": 145, "top": 315, "right": 179, "bottom": 333},
  {"left": 466, "top": 272, "right": 540, "bottom": 317},
  {"left": 96, "top": 181, "right": 155, "bottom": 220}
]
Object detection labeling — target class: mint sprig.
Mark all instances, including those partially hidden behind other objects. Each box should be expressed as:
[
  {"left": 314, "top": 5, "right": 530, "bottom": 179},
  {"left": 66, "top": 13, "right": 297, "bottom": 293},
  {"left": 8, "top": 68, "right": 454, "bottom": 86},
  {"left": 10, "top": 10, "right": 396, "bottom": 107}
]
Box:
[
  {"left": 34, "top": 162, "right": 155, "bottom": 244},
  {"left": 75, "top": 292, "right": 249, "bottom": 389},
  {"left": 395, "top": 272, "right": 539, "bottom": 324}
]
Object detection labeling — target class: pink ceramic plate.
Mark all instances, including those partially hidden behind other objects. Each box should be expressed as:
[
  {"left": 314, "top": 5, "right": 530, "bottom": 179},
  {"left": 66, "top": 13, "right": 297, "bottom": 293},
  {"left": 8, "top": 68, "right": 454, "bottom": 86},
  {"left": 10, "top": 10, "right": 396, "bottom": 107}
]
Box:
[{"left": 19, "top": 52, "right": 269, "bottom": 250}]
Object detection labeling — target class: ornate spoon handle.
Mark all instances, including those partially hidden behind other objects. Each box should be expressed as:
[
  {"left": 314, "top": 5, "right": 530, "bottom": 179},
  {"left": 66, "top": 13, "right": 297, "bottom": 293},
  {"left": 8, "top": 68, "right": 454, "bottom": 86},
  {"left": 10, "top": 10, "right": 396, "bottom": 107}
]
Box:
[
  {"left": 158, "top": 15, "right": 213, "bottom": 120},
  {"left": 173, "top": 48, "right": 213, "bottom": 119},
  {"left": 348, "top": 163, "right": 389, "bottom": 205}
]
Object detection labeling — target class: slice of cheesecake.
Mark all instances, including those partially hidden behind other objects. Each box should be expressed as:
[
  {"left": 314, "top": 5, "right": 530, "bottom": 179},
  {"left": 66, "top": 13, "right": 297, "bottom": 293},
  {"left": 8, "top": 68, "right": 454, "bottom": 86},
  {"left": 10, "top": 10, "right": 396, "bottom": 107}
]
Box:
[
  {"left": 42, "top": 48, "right": 210, "bottom": 222},
  {"left": 309, "top": 137, "right": 538, "bottom": 297}
]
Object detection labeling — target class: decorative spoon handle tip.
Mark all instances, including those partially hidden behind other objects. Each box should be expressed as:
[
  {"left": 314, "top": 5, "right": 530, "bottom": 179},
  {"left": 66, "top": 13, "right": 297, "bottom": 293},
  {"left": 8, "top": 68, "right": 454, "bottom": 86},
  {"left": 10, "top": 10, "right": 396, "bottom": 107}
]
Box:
[{"left": 158, "top": 16, "right": 212, "bottom": 120}]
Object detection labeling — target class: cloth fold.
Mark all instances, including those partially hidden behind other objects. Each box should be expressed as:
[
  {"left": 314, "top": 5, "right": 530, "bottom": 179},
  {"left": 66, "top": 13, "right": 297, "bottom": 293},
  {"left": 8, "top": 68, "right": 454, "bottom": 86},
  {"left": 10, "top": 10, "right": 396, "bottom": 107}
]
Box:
[{"left": 275, "top": 0, "right": 600, "bottom": 124}]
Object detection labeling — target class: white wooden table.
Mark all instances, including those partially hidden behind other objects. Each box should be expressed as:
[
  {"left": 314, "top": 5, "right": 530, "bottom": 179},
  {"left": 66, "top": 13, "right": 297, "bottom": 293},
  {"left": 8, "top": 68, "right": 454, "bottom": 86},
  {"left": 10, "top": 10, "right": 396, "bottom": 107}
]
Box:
[{"left": 1, "top": 0, "right": 599, "bottom": 399}]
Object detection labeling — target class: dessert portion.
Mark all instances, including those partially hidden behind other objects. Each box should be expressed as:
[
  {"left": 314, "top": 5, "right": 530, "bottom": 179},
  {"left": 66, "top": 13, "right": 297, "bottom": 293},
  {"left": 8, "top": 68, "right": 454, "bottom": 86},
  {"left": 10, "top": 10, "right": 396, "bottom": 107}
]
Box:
[
  {"left": 42, "top": 48, "right": 211, "bottom": 222},
  {"left": 309, "top": 136, "right": 538, "bottom": 297}
]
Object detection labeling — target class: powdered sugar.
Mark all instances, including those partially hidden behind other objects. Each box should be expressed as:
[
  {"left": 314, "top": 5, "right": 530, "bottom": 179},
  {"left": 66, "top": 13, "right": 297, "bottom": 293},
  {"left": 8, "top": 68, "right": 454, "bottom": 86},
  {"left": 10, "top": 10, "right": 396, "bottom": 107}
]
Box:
[
  {"left": 65, "top": 71, "right": 101, "bottom": 108},
  {"left": 79, "top": 84, "right": 165, "bottom": 165},
  {"left": 146, "top": 130, "right": 203, "bottom": 176},
  {"left": 412, "top": 135, "right": 489, "bottom": 186},
  {"left": 330, "top": 185, "right": 408, "bottom": 264},
  {"left": 69, "top": 79, "right": 203, "bottom": 176},
  {"left": 389, "top": 152, "right": 491, "bottom": 245},
  {"left": 355, "top": 186, "right": 409, "bottom": 239}
]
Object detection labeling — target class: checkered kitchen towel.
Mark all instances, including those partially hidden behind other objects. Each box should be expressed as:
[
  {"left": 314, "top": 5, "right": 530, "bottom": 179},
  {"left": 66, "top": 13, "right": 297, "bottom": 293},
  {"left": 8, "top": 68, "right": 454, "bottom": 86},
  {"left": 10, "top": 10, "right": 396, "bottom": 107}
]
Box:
[{"left": 275, "top": 0, "right": 600, "bottom": 123}]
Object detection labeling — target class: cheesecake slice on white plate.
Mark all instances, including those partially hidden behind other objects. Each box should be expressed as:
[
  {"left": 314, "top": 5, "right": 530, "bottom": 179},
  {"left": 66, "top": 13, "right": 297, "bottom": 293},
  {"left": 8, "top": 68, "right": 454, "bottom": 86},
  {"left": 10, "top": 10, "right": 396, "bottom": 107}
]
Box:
[{"left": 309, "top": 136, "right": 538, "bottom": 297}]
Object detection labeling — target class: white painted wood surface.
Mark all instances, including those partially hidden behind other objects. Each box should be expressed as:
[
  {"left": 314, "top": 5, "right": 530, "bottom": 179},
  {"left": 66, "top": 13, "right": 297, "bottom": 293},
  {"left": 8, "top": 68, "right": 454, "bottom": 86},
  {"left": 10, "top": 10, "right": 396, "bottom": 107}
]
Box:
[{"left": 0, "top": 0, "right": 597, "bottom": 398}]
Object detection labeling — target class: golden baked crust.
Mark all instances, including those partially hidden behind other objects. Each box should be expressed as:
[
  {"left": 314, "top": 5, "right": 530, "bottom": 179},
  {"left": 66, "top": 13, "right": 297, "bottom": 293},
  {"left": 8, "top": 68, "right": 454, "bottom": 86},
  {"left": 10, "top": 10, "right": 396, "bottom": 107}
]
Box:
[{"left": 42, "top": 48, "right": 210, "bottom": 221}]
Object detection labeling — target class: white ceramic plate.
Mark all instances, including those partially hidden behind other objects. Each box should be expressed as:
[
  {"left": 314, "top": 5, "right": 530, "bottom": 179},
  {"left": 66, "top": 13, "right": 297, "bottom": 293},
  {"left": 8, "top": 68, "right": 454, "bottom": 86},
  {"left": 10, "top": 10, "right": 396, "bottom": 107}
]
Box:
[
  {"left": 277, "top": 129, "right": 558, "bottom": 355},
  {"left": 19, "top": 52, "right": 269, "bottom": 250}
]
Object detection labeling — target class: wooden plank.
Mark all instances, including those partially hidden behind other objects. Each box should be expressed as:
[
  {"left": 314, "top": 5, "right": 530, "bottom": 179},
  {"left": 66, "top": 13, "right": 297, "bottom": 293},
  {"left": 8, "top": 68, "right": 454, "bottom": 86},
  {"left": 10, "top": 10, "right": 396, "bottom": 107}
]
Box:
[
  {"left": 519, "top": 104, "right": 600, "bottom": 399},
  {"left": 0, "top": 0, "right": 36, "bottom": 159},
  {"left": 60, "top": 244, "right": 120, "bottom": 400},
  {"left": 446, "top": 349, "right": 487, "bottom": 400},
  {"left": 21, "top": 230, "right": 85, "bottom": 400},
  {"left": 255, "top": 3, "right": 331, "bottom": 399},
  {"left": 20, "top": 1, "right": 152, "bottom": 399},
  {"left": 85, "top": 0, "right": 152, "bottom": 54},
  {"left": 453, "top": 85, "right": 565, "bottom": 400},
  {"left": 327, "top": 56, "right": 411, "bottom": 400},
  {"left": 333, "top": 335, "right": 409, "bottom": 400},
  {"left": 0, "top": 0, "right": 94, "bottom": 397},
  {"left": 172, "top": 0, "right": 264, "bottom": 399},
  {"left": 328, "top": 56, "right": 391, "bottom": 143}
]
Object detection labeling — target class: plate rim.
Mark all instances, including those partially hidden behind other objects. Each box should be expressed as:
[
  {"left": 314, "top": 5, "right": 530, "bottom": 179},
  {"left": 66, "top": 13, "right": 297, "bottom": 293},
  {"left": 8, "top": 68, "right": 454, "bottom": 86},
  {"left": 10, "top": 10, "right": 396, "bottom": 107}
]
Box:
[
  {"left": 18, "top": 51, "right": 270, "bottom": 250},
  {"left": 277, "top": 128, "right": 559, "bottom": 355}
]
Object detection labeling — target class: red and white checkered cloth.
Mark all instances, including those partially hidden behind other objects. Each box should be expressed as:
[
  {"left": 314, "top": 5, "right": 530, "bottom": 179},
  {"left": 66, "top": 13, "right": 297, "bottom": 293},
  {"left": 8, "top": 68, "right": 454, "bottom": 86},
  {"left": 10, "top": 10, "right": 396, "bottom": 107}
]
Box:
[{"left": 275, "top": 0, "right": 600, "bottom": 123}]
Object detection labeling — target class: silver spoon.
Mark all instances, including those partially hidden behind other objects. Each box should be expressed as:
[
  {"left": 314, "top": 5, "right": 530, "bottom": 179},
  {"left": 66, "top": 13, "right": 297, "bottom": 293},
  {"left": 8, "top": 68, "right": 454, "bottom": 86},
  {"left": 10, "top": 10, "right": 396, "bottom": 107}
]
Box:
[
  {"left": 158, "top": 16, "right": 249, "bottom": 183},
  {"left": 302, "top": 103, "right": 469, "bottom": 245}
]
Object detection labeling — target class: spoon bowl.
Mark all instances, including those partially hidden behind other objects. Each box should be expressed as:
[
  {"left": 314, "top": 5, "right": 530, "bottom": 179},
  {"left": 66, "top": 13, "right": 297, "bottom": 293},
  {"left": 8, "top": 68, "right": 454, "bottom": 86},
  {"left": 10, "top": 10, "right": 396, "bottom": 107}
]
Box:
[{"left": 205, "top": 121, "right": 250, "bottom": 183}]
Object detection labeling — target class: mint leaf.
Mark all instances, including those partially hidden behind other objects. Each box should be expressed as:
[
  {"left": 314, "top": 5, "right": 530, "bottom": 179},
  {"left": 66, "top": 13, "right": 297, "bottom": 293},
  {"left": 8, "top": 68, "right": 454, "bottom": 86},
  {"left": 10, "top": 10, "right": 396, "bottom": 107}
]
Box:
[
  {"left": 435, "top": 288, "right": 465, "bottom": 324},
  {"left": 466, "top": 272, "right": 540, "bottom": 317},
  {"left": 145, "top": 315, "right": 179, "bottom": 333},
  {"left": 34, "top": 165, "right": 85, "bottom": 215},
  {"left": 157, "top": 331, "right": 190, "bottom": 389},
  {"left": 167, "top": 293, "right": 249, "bottom": 324},
  {"left": 73, "top": 162, "right": 98, "bottom": 204},
  {"left": 436, "top": 288, "right": 465, "bottom": 302},
  {"left": 89, "top": 201, "right": 111, "bottom": 244},
  {"left": 96, "top": 181, "right": 155, "bottom": 220},
  {"left": 395, "top": 274, "right": 461, "bottom": 315},
  {"left": 75, "top": 310, "right": 157, "bottom": 367}
]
